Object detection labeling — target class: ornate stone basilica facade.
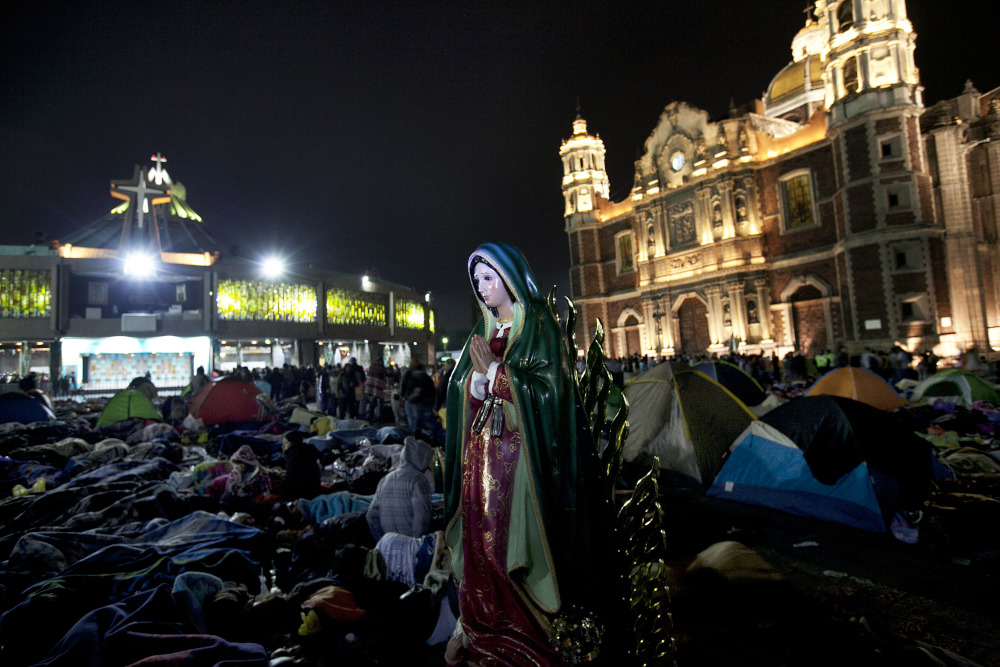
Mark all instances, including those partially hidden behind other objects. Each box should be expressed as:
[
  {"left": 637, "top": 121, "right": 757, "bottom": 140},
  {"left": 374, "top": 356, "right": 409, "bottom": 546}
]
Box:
[{"left": 563, "top": 0, "right": 1000, "bottom": 361}]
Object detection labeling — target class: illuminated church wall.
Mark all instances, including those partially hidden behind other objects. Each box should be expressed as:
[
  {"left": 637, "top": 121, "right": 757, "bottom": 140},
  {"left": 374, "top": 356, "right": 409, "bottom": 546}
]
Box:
[{"left": 564, "top": 0, "right": 998, "bottom": 360}]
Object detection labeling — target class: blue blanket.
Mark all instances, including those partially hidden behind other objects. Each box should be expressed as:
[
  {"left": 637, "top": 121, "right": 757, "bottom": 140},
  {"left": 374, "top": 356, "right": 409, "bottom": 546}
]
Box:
[
  {"left": 298, "top": 490, "right": 372, "bottom": 524},
  {"left": 0, "top": 512, "right": 263, "bottom": 665},
  {"left": 34, "top": 584, "right": 267, "bottom": 666}
]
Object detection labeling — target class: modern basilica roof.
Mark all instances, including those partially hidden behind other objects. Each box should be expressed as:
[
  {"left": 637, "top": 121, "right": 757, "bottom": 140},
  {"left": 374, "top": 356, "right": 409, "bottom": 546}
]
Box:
[{"left": 61, "top": 154, "right": 222, "bottom": 258}]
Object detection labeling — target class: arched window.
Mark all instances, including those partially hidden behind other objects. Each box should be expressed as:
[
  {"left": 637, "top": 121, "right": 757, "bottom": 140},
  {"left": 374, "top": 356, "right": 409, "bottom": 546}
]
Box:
[
  {"left": 837, "top": 1, "right": 854, "bottom": 33},
  {"left": 843, "top": 57, "right": 859, "bottom": 95}
]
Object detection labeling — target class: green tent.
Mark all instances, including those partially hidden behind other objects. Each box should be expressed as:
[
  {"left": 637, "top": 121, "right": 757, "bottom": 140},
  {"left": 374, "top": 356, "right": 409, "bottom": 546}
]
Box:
[
  {"left": 96, "top": 389, "right": 163, "bottom": 427},
  {"left": 912, "top": 368, "right": 1000, "bottom": 407}
]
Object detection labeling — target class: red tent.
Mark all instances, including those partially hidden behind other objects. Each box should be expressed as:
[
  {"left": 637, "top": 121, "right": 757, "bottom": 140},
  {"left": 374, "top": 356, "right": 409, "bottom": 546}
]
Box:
[{"left": 188, "top": 378, "right": 265, "bottom": 425}]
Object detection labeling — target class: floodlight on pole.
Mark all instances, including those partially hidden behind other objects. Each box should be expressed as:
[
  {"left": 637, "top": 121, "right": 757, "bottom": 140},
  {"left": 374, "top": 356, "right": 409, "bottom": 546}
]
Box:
[
  {"left": 261, "top": 256, "right": 285, "bottom": 278},
  {"left": 123, "top": 251, "right": 157, "bottom": 278}
]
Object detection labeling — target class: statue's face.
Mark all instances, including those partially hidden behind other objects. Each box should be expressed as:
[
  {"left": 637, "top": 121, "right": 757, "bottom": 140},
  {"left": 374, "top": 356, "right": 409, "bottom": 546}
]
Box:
[{"left": 473, "top": 262, "right": 511, "bottom": 311}]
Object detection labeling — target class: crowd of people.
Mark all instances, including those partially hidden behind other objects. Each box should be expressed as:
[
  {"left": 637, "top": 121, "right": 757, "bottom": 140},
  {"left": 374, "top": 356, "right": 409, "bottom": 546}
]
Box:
[
  {"left": 198, "top": 356, "right": 457, "bottom": 443},
  {"left": 606, "top": 343, "right": 995, "bottom": 394}
]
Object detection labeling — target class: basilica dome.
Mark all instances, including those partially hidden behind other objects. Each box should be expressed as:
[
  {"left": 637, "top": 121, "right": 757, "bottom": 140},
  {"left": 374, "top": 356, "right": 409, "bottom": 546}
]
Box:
[{"left": 763, "top": 21, "right": 826, "bottom": 123}]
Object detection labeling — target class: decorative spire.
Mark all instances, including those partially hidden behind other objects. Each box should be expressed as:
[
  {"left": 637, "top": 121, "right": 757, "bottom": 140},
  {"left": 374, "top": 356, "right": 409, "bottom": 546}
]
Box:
[{"left": 571, "top": 97, "right": 589, "bottom": 135}]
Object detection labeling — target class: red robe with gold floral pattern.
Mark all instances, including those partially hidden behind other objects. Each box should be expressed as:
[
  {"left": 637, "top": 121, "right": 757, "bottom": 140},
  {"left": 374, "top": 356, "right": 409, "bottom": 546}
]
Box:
[{"left": 457, "top": 325, "right": 559, "bottom": 665}]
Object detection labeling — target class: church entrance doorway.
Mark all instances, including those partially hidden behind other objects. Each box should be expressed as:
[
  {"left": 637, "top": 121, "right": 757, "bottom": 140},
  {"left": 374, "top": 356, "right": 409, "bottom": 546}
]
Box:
[
  {"left": 789, "top": 284, "right": 827, "bottom": 355},
  {"left": 677, "top": 297, "right": 711, "bottom": 356}
]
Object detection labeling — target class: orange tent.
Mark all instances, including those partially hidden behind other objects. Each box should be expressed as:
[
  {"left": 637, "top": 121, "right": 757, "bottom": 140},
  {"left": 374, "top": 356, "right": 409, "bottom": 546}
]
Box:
[
  {"left": 188, "top": 378, "right": 265, "bottom": 425},
  {"left": 806, "top": 366, "right": 903, "bottom": 411}
]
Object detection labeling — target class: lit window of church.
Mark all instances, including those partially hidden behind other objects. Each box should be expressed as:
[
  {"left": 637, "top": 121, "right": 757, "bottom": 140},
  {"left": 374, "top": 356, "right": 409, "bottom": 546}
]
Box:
[
  {"left": 617, "top": 232, "right": 635, "bottom": 274},
  {"left": 781, "top": 173, "right": 816, "bottom": 229}
]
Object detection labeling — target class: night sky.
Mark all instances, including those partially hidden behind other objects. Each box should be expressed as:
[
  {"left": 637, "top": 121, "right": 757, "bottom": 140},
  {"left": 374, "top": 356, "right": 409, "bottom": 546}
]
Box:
[{"left": 1, "top": 1, "right": 994, "bottom": 334}]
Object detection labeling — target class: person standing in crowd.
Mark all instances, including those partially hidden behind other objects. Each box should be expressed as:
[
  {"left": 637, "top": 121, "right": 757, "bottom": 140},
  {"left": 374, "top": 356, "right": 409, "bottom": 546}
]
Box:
[
  {"left": 917, "top": 349, "right": 938, "bottom": 380},
  {"left": 861, "top": 347, "right": 880, "bottom": 373},
  {"left": 815, "top": 349, "right": 830, "bottom": 374},
  {"left": 269, "top": 366, "right": 284, "bottom": 402},
  {"left": 318, "top": 364, "right": 332, "bottom": 414},
  {"left": 364, "top": 356, "right": 388, "bottom": 423},
  {"left": 329, "top": 363, "right": 343, "bottom": 417},
  {"left": 401, "top": 356, "right": 435, "bottom": 435},
  {"left": 282, "top": 364, "right": 295, "bottom": 400},
  {"left": 190, "top": 366, "right": 210, "bottom": 396},
  {"left": 338, "top": 359, "right": 359, "bottom": 419},
  {"left": 351, "top": 358, "right": 366, "bottom": 418},
  {"left": 889, "top": 346, "right": 912, "bottom": 383}
]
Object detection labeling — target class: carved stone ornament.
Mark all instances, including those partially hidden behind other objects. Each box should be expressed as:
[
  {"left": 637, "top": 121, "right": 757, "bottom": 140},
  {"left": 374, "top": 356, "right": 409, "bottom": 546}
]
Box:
[{"left": 668, "top": 200, "right": 696, "bottom": 247}]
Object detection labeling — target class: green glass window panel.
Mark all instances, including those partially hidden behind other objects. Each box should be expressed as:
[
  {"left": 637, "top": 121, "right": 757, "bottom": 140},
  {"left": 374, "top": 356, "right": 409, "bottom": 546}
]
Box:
[
  {"left": 395, "top": 298, "right": 425, "bottom": 330},
  {"left": 325, "top": 288, "right": 387, "bottom": 327},
  {"left": 216, "top": 279, "right": 317, "bottom": 322},
  {"left": 429, "top": 310, "right": 435, "bottom": 334},
  {"left": 0, "top": 269, "right": 51, "bottom": 319}
]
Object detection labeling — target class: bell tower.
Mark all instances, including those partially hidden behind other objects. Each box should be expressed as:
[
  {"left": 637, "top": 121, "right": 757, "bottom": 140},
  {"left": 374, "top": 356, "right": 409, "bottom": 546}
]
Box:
[
  {"left": 560, "top": 111, "right": 610, "bottom": 227},
  {"left": 815, "top": 0, "right": 946, "bottom": 353},
  {"left": 815, "top": 0, "right": 920, "bottom": 124}
]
